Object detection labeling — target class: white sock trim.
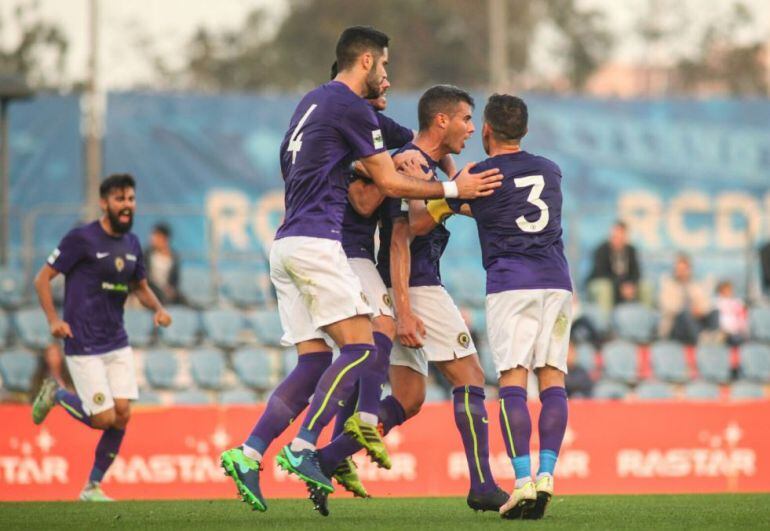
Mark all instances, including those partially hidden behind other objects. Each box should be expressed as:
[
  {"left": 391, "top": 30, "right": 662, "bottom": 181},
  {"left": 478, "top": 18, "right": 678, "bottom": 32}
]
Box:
[{"left": 242, "top": 445, "right": 263, "bottom": 462}]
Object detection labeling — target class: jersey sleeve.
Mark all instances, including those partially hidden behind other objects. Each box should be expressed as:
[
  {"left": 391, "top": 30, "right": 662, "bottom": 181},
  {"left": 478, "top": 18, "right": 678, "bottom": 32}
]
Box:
[
  {"left": 47, "top": 229, "right": 86, "bottom": 275},
  {"left": 382, "top": 197, "right": 409, "bottom": 221},
  {"left": 340, "top": 101, "right": 389, "bottom": 160},
  {"left": 377, "top": 113, "right": 413, "bottom": 150},
  {"left": 132, "top": 240, "right": 147, "bottom": 281}
]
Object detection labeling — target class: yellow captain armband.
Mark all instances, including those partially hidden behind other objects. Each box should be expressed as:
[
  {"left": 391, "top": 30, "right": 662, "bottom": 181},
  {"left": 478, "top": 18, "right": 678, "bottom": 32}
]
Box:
[{"left": 426, "top": 199, "right": 454, "bottom": 224}]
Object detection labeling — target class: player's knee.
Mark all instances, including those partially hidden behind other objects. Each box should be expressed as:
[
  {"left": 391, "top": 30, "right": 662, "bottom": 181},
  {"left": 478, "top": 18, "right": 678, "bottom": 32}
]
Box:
[
  {"left": 402, "top": 394, "right": 425, "bottom": 419},
  {"left": 372, "top": 316, "right": 396, "bottom": 340},
  {"left": 90, "top": 409, "right": 115, "bottom": 430},
  {"left": 536, "top": 365, "right": 565, "bottom": 391},
  {"left": 113, "top": 408, "right": 131, "bottom": 429}
]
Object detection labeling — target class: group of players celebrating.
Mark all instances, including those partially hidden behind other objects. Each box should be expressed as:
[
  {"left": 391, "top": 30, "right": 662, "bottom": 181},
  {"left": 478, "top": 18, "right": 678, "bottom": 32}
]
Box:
[{"left": 30, "top": 25, "right": 572, "bottom": 520}]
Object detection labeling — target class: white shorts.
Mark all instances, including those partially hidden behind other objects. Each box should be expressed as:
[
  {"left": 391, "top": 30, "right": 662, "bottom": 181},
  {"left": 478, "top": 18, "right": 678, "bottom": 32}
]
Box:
[
  {"left": 389, "top": 285, "right": 476, "bottom": 376},
  {"left": 348, "top": 258, "right": 395, "bottom": 319},
  {"left": 486, "top": 289, "right": 572, "bottom": 376},
  {"left": 65, "top": 346, "right": 139, "bottom": 415},
  {"left": 270, "top": 236, "right": 372, "bottom": 346}
]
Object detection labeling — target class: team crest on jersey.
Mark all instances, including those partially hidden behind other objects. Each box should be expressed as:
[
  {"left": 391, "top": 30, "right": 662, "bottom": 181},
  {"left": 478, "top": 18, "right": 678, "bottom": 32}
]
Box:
[
  {"left": 383, "top": 293, "right": 393, "bottom": 308},
  {"left": 114, "top": 257, "right": 125, "bottom": 272},
  {"left": 372, "top": 129, "right": 384, "bottom": 150},
  {"left": 457, "top": 332, "right": 471, "bottom": 348},
  {"left": 93, "top": 392, "right": 105, "bottom": 406}
]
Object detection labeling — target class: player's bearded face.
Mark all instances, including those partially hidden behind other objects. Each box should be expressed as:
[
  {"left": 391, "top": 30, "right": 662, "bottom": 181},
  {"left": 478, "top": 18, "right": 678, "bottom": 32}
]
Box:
[
  {"left": 103, "top": 188, "right": 135, "bottom": 234},
  {"left": 364, "top": 50, "right": 388, "bottom": 100}
]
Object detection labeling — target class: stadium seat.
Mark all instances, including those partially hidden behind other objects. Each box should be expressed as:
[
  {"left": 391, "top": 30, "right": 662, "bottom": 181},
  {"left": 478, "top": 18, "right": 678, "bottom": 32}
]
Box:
[
  {"left": 739, "top": 342, "right": 770, "bottom": 383},
  {"left": 695, "top": 343, "right": 731, "bottom": 384},
  {"left": 0, "top": 267, "right": 26, "bottom": 308},
  {"left": 0, "top": 349, "right": 38, "bottom": 392},
  {"left": 748, "top": 306, "right": 770, "bottom": 343},
  {"left": 159, "top": 306, "right": 200, "bottom": 347},
  {"left": 144, "top": 349, "right": 181, "bottom": 389},
  {"left": 219, "top": 387, "right": 258, "bottom": 405},
  {"left": 189, "top": 347, "right": 227, "bottom": 390},
  {"left": 173, "top": 389, "right": 212, "bottom": 405},
  {"left": 683, "top": 380, "right": 720, "bottom": 400},
  {"left": 14, "top": 308, "right": 51, "bottom": 350},
  {"left": 179, "top": 267, "right": 217, "bottom": 309},
  {"left": 425, "top": 383, "right": 449, "bottom": 402},
  {"left": 232, "top": 347, "right": 275, "bottom": 389},
  {"left": 730, "top": 380, "right": 765, "bottom": 400},
  {"left": 635, "top": 380, "right": 674, "bottom": 400},
  {"left": 201, "top": 308, "right": 244, "bottom": 350},
  {"left": 574, "top": 342, "right": 597, "bottom": 371},
  {"left": 601, "top": 339, "right": 639, "bottom": 384},
  {"left": 0, "top": 310, "right": 9, "bottom": 348},
  {"left": 219, "top": 269, "right": 267, "bottom": 308},
  {"left": 612, "top": 303, "right": 657, "bottom": 343},
  {"left": 592, "top": 379, "right": 630, "bottom": 400},
  {"left": 136, "top": 389, "right": 162, "bottom": 405},
  {"left": 123, "top": 308, "right": 155, "bottom": 348},
  {"left": 281, "top": 348, "right": 298, "bottom": 376},
  {"left": 578, "top": 302, "right": 611, "bottom": 339},
  {"left": 251, "top": 309, "right": 284, "bottom": 347},
  {"left": 649, "top": 340, "right": 689, "bottom": 383}
]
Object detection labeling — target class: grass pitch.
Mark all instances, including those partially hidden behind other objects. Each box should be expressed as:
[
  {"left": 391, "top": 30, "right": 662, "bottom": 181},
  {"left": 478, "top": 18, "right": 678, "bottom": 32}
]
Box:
[{"left": 2, "top": 494, "right": 768, "bottom": 530}]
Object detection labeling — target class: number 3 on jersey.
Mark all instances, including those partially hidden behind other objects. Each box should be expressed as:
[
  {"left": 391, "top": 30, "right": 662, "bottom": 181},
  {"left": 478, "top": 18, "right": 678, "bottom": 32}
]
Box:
[
  {"left": 514, "top": 175, "right": 549, "bottom": 233},
  {"left": 287, "top": 104, "right": 317, "bottom": 164}
]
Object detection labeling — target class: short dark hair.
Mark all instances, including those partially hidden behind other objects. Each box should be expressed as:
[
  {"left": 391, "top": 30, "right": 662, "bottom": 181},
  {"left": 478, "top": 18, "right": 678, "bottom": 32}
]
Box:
[
  {"left": 417, "top": 85, "right": 474, "bottom": 131},
  {"left": 483, "top": 94, "right": 528, "bottom": 142},
  {"left": 335, "top": 26, "right": 390, "bottom": 72},
  {"left": 152, "top": 222, "right": 171, "bottom": 238},
  {"left": 99, "top": 173, "right": 135, "bottom": 198},
  {"left": 330, "top": 61, "right": 338, "bottom": 80}
]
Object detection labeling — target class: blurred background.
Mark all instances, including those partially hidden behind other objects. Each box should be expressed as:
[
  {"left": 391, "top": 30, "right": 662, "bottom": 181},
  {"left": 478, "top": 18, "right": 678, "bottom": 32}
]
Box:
[{"left": 0, "top": 0, "right": 769, "bottom": 407}]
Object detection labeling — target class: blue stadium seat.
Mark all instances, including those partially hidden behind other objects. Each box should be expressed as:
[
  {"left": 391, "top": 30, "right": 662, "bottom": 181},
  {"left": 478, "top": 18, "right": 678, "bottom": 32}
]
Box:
[
  {"left": 650, "top": 340, "right": 689, "bottom": 383},
  {"left": 220, "top": 269, "right": 267, "bottom": 308},
  {"left": 281, "top": 348, "right": 298, "bottom": 376},
  {"left": 592, "top": 379, "right": 630, "bottom": 400},
  {"left": 449, "top": 267, "right": 486, "bottom": 307},
  {"left": 136, "top": 389, "right": 162, "bottom": 405},
  {"left": 739, "top": 342, "right": 770, "bottom": 383},
  {"left": 124, "top": 308, "right": 154, "bottom": 348},
  {"left": 202, "top": 308, "right": 244, "bottom": 350},
  {"left": 635, "top": 380, "right": 674, "bottom": 400},
  {"left": 683, "top": 380, "right": 720, "bottom": 400},
  {"left": 0, "top": 349, "right": 38, "bottom": 392},
  {"left": 160, "top": 306, "right": 200, "bottom": 347},
  {"left": 748, "top": 306, "right": 770, "bottom": 342},
  {"left": 730, "top": 380, "right": 765, "bottom": 400},
  {"left": 695, "top": 343, "right": 731, "bottom": 384},
  {"left": 601, "top": 339, "right": 639, "bottom": 383},
  {"left": 189, "top": 347, "right": 227, "bottom": 390},
  {"left": 173, "top": 389, "right": 212, "bottom": 405},
  {"left": 14, "top": 308, "right": 51, "bottom": 350},
  {"left": 251, "top": 309, "right": 284, "bottom": 347},
  {"left": 574, "top": 342, "right": 597, "bottom": 371},
  {"left": 179, "top": 267, "right": 217, "bottom": 309},
  {"left": 425, "top": 383, "right": 449, "bottom": 402},
  {"left": 144, "top": 349, "right": 181, "bottom": 389},
  {"left": 579, "top": 302, "right": 611, "bottom": 338},
  {"left": 0, "top": 310, "right": 10, "bottom": 348},
  {"left": 0, "top": 268, "right": 26, "bottom": 309},
  {"left": 612, "top": 303, "right": 657, "bottom": 343},
  {"left": 219, "top": 388, "right": 258, "bottom": 405},
  {"left": 232, "top": 347, "right": 274, "bottom": 389}
]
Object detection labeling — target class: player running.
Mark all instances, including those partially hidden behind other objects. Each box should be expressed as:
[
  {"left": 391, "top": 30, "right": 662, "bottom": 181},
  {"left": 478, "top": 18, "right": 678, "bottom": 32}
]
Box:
[
  {"left": 440, "top": 94, "right": 572, "bottom": 520},
  {"left": 219, "top": 26, "right": 502, "bottom": 515},
  {"left": 31, "top": 174, "right": 172, "bottom": 501}
]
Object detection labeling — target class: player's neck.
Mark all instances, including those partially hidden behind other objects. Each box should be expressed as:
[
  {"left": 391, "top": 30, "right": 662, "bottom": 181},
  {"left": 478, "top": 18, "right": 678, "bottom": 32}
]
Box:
[
  {"left": 412, "top": 131, "right": 447, "bottom": 162},
  {"left": 99, "top": 216, "right": 122, "bottom": 238},
  {"left": 488, "top": 142, "right": 521, "bottom": 157},
  {"left": 333, "top": 73, "right": 368, "bottom": 98}
]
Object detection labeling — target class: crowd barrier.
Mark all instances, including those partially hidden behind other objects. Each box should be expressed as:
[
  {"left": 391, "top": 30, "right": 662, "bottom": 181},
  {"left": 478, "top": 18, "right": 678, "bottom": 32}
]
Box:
[{"left": 1, "top": 400, "right": 768, "bottom": 501}]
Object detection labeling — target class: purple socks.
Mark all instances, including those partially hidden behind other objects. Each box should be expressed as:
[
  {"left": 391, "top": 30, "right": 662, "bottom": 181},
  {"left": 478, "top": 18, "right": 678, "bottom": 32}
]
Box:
[
  {"left": 537, "top": 386, "right": 568, "bottom": 476},
  {"left": 355, "top": 332, "right": 393, "bottom": 416},
  {"left": 244, "top": 350, "right": 332, "bottom": 456},
  {"left": 55, "top": 388, "right": 92, "bottom": 427},
  {"left": 499, "top": 386, "right": 532, "bottom": 482},
  {"left": 89, "top": 428, "right": 125, "bottom": 483},
  {"left": 452, "top": 385, "right": 495, "bottom": 494}
]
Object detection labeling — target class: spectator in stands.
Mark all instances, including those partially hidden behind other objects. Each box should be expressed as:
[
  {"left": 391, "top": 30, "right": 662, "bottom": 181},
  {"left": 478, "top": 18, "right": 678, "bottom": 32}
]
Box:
[
  {"left": 144, "top": 223, "right": 181, "bottom": 305},
  {"left": 587, "top": 221, "right": 640, "bottom": 313},
  {"left": 761, "top": 242, "right": 770, "bottom": 297},
  {"left": 658, "top": 253, "right": 718, "bottom": 345},
  {"left": 714, "top": 280, "right": 748, "bottom": 346},
  {"left": 565, "top": 342, "right": 593, "bottom": 398}
]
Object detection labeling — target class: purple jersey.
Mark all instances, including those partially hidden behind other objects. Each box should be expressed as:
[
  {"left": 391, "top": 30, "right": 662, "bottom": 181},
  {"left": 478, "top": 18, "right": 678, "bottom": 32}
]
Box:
[
  {"left": 341, "top": 112, "right": 413, "bottom": 260},
  {"left": 377, "top": 143, "right": 450, "bottom": 288},
  {"left": 448, "top": 151, "right": 572, "bottom": 294},
  {"left": 47, "top": 221, "right": 146, "bottom": 355},
  {"left": 276, "top": 81, "right": 387, "bottom": 241}
]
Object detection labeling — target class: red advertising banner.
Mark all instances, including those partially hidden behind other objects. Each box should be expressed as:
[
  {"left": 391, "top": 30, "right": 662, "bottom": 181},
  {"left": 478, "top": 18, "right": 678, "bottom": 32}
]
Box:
[{"left": 1, "top": 400, "right": 768, "bottom": 501}]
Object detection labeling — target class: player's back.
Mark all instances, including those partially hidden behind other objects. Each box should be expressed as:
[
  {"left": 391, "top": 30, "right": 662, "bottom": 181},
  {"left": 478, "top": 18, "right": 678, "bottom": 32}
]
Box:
[
  {"left": 461, "top": 151, "right": 571, "bottom": 294},
  {"left": 276, "top": 81, "right": 385, "bottom": 242}
]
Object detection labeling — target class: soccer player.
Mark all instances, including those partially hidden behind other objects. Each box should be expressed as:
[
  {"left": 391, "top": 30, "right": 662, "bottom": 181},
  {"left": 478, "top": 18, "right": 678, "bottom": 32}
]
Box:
[
  {"left": 440, "top": 94, "right": 572, "bottom": 520},
  {"left": 30, "top": 174, "right": 172, "bottom": 501},
  {"left": 219, "top": 26, "right": 502, "bottom": 514}
]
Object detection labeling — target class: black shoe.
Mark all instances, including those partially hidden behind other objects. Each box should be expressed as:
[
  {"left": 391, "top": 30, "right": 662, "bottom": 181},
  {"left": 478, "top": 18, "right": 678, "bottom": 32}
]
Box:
[
  {"left": 308, "top": 484, "right": 330, "bottom": 517},
  {"left": 523, "top": 490, "right": 552, "bottom": 520},
  {"left": 467, "top": 485, "right": 509, "bottom": 512}
]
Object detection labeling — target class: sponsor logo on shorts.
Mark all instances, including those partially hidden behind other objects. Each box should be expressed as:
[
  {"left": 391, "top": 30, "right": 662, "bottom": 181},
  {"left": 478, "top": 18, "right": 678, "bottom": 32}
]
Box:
[
  {"left": 383, "top": 293, "right": 393, "bottom": 308},
  {"left": 93, "top": 392, "right": 106, "bottom": 406},
  {"left": 457, "top": 332, "right": 471, "bottom": 348},
  {"left": 114, "top": 257, "right": 125, "bottom": 272},
  {"left": 554, "top": 312, "right": 569, "bottom": 339}
]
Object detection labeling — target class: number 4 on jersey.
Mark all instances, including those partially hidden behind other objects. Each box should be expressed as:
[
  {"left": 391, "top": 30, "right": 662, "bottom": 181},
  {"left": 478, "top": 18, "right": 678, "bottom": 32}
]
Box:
[
  {"left": 287, "top": 104, "right": 317, "bottom": 164},
  {"left": 514, "top": 174, "right": 549, "bottom": 233}
]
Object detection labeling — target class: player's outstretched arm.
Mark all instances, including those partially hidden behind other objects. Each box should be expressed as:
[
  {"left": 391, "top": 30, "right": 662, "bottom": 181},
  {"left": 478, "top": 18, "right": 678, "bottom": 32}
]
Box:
[
  {"left": 34, "top": 264, "right": 73, "bottom": 339},
  {"left": 390, "top": 219, "right": 426, "bottom": 348},
  {"left": 348, "top": 178, "right": 385, "bottom": 217},
  {"left": 132, "top": 279, "right": 172, "bottom": 327}
]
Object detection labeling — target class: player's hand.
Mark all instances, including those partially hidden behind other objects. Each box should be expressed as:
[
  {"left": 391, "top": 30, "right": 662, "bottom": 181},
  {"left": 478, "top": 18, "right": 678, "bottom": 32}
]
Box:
[
  {"left": 398, "top": 158, "right": 433, "bottom": 181},
  {"left": 453, "top": 162, "right": 503, "bottom": 198},
  {"left": 154, "top": 308, "right": 172, "bottom": 328},
  {"left": 50, "top": 319, "right": 73, "bottom": 339},
  {"left": 397, "top": 311, "right": 426, "bottom": 348},
  {"left": 392, "top": 149, "right": 428, "bottom": 171}
]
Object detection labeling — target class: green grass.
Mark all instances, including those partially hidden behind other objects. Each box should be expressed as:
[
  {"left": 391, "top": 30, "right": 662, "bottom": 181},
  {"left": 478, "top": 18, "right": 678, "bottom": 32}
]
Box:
[{"left": 2, "top": 494, "right": 769, "bottom": 530}]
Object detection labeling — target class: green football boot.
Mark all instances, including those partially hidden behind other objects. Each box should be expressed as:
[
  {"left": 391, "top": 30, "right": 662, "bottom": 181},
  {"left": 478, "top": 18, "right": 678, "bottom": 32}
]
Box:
[
  {"left": 32, "top": 378, "right": 58, "bottom": 425},
  {"left": 79, "top": 482, "right": 114, "bottom": 502},
  {"left": 220, "top": 447, "right": 267, "bottom": 512},
  {"left": 343, "top": 413, "right": 391, "bottom": 470},
  {"left": 333, "top": 457, "right": 369, "bottom": 498}
]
